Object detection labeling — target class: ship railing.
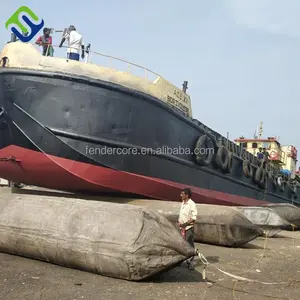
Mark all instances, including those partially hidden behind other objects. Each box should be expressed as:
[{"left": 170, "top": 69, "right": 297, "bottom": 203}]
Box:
[{"left": 32, "top": 43, "right": 162, "bottom": 82}]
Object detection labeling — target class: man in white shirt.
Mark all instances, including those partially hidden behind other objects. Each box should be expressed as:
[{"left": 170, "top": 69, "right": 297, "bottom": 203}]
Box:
[
  {"left": 178, "top": 188, "right": 197, "bottom": 270},
  {"left": 59, "top": 25, "right": 85, "bottom": 61}
]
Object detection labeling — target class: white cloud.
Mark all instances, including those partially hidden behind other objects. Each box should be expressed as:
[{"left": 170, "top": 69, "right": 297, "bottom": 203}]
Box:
[{"left": 226, "top": 0, "right": 300, "bottom": 37}]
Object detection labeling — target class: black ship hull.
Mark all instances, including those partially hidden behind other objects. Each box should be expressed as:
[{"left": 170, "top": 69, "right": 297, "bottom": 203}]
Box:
[{"left": 0, "top": 68, "right": 299, "bottom": 206}]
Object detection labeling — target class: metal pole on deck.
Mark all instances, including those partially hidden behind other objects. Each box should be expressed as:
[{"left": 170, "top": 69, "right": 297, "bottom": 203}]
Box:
[
  {"left": 8, "top": 31, "right": 27, "bottom": 44},
  {"left": 10, "top": 33, "right": 17, "bottom": 42},
  {"left": 85, "top": 43, "right": 91, "bottom": 63},
  {"left": 7, "top": 33, "right": 17, "bottom": 43}
]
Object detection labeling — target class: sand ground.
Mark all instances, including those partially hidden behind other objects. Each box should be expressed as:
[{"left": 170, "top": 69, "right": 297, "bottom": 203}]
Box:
[{"left": 0, "top": 187, "right": 299, "bottom": 300}]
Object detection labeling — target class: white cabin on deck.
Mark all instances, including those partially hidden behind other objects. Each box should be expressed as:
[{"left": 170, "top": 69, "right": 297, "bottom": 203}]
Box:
[
  {"left": 280, "top": 145, "right": 297, "bottom": 177},
  {"left": 234, "top": 136, "right": 298, "bottom": 178}
]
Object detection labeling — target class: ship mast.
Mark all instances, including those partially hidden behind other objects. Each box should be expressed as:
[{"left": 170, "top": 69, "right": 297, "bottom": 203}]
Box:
[{"left": 258, "top": 121, "right": 263, "bottom": 139}]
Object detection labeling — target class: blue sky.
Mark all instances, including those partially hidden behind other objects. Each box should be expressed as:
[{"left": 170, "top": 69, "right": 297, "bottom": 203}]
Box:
[{"left": 1, "top": 1, "right": 300, "bottom": 156}]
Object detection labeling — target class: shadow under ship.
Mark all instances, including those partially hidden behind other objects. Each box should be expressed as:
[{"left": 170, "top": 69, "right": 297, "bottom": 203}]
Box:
[{"left": 0, "top": 41, "right": 299, "bottom": 206}]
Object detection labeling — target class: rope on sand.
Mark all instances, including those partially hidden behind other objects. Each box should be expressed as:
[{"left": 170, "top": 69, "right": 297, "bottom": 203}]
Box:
[
  {"left": 196, "top": 223, "right": 299, "bottom": 293},
  {"left": 197, "top": 250, "right": 288, "bottom": 285}
]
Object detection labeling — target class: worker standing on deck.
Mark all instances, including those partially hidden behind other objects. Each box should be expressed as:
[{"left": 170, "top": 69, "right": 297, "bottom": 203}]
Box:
[
  {"left": 35, "top": 28, "right": 54, "bottom": 56},
  {"left": 59, "top": 25, "right": 85, "bottom": 61},
  {"left": 257, "top": 147, "right": 264, "bottom": 160},
  {"left": 178, "top": 188, "right": 197, "bottom": 270},
  {"left": 262, "top": 148, "right": 269, "bottom": 160}
]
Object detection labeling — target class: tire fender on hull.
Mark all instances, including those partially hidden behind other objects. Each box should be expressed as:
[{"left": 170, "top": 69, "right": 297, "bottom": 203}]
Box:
[
  {"left": 254, "top": 166, "right": 266, "bottom": 188},
  {"left": 286, "top": 182, "right": 294, "bottom": 198},
  {"left": 242, "top": 160, "right": 253, "bottom": 178},
  {"left": 277, "top": 177, "right": 285, "bottom": 192},
  {"left": 272, "top": 174, "right": 278, "bottom": 188},
  {"left": 292, "top": 185, "right": 298, "bottom": 199},
  {"left": 267, "top": 171, "right": 273, "bottom": 180},
  {"left": 226, "top": 151, "right": 233, "bottom": 173},
  {"left": 259, "top": 156, "right": 268, "bottom": 169},
  {"left": 214, "top": 145, "right": 232, "bottom": 173},
  {"left": 267, "top": 170, "right": 277, "bottom": 188},
  {"left": 194, "top": 134, "right": 216, "bottom": 166}
]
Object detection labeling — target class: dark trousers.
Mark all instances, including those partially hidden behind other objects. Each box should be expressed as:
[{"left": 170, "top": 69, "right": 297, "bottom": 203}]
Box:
[
  {"left": 185, "top": 227, "right": 195, "bottom": 262},
  {"left": 67, "top": 52, "right": 80, "bottom": 61}
]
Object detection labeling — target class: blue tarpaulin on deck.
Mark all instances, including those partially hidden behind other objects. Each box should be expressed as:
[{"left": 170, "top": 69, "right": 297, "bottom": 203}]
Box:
[{"left": 280, "top": 169, "right": 291, "bottom": 176}]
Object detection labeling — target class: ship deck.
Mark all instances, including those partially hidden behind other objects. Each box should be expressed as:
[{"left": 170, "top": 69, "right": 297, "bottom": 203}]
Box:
[{"left": 0, "top": 41, "right": 192, "bottom": 117}]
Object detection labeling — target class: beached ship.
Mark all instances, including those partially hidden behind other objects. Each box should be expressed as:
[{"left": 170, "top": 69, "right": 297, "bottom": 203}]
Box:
[{"left": 0, "top": 39, "right": 299, "bottom": 206}]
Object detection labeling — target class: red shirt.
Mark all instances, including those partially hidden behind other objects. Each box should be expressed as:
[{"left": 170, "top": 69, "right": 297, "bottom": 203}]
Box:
[{"left": 36, "top": 35, "right": 52, "bottom": 45}]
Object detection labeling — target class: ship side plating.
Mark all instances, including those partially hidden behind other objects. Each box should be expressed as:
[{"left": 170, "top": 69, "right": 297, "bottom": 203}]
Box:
[{"left": 0, "top": 42, "right": 299, "bottom": 206}]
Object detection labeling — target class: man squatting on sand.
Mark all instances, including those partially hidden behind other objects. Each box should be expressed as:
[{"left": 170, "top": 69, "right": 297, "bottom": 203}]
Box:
[{"left": 178, "top": 188, "right": 198, "bottom": 270}]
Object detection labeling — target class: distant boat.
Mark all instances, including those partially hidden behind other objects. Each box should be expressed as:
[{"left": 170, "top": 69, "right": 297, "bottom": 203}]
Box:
[{"left": 0, "top": 40, "right": 299, "bottom": 206}]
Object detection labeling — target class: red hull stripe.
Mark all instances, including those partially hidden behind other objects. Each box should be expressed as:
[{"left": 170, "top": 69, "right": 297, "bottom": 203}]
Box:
[{"left": 0, "top": 145, "right": 269, "bottom": 206}]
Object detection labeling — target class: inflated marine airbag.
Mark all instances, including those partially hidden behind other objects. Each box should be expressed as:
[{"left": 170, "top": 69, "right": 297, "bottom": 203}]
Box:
[{"left": 0, "top": 195, "right": 195, "bottom": 280}]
